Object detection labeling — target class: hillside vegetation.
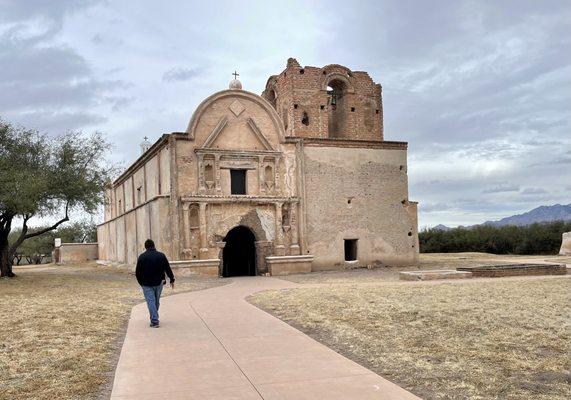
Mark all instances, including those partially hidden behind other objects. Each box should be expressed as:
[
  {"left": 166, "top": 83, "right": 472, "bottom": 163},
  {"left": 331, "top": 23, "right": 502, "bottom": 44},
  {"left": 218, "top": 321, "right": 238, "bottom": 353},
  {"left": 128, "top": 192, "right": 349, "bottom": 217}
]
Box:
[{"left": 419, "top": 220, "right": 570, "bottom": 254}]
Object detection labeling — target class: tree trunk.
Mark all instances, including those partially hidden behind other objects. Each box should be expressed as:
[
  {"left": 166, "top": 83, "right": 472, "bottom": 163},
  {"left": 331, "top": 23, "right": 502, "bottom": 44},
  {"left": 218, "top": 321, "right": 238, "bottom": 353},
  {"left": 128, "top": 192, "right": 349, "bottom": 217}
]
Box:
[{"left": 0, "top": 230, "right": 14, "bottom": 277}]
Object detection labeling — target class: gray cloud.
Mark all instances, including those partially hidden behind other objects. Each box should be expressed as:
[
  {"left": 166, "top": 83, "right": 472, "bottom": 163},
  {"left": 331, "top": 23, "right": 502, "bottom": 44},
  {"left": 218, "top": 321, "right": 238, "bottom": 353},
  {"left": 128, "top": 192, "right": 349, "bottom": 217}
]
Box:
[
  {"left": 162, "top": 67, "right": 203, "bottom": 82},
  {"left": 0, "top": 0, "right": 129, "bottom": 134},
  {"left": 521, "top": 187, "right": 548, "bottom": 195},
  {"left": 482, "top": 184, "right": 520, "bottom": 194},
  {"left": 1, "top": 0, "right": 569, "bottom": 227}
]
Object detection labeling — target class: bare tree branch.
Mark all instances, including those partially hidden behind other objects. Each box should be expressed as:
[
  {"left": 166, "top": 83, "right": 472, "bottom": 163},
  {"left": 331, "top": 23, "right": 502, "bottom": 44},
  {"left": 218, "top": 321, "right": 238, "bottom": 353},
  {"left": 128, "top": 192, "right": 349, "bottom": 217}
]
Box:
[{"left": 24, "top": 203, "right": 69, "bottom": 240}]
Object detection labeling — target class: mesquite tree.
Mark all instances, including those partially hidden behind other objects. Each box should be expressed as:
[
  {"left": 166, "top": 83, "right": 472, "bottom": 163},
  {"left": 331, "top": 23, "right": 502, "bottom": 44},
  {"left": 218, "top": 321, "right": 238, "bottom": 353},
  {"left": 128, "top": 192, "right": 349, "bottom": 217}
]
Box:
[{"left": 0, "top": 120, "right": 114, "bottom": 277}]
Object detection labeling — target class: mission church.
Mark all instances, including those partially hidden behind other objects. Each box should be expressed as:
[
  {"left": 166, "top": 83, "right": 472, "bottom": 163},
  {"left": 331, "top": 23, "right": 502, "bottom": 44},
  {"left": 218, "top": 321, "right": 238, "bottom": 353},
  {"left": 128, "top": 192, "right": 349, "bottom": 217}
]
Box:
[{"left": 97, "top": 58, "right": 419, "bottom": 277}]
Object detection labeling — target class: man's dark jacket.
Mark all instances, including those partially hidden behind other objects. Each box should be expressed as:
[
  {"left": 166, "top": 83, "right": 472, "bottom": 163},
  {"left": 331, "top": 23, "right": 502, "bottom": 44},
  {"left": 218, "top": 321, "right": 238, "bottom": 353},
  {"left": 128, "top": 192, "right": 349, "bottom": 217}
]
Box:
[{"left": 135, "top": 248, "right": 175, "bottom": 287}]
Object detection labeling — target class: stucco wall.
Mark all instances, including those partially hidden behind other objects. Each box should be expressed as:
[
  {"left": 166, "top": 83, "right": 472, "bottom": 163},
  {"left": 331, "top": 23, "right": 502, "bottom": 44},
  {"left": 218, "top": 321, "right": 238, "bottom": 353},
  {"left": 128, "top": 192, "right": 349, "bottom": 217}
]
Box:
[
  {"left": 97, "top": 196, "right": 172, "bottom": 263},
  {"left": 59, "top": 243, "right": 98, "bottom": 263},
  {"left": 302, "top": 145, "right": 418, "bottom": 269}
]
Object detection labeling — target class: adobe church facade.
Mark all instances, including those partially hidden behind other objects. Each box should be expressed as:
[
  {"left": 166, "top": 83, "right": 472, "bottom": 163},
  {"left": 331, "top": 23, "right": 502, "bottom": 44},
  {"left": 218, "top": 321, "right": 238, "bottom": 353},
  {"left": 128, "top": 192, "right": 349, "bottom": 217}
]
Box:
[{"left": 97, "top": 58, "right": 419, "bottom": 276}]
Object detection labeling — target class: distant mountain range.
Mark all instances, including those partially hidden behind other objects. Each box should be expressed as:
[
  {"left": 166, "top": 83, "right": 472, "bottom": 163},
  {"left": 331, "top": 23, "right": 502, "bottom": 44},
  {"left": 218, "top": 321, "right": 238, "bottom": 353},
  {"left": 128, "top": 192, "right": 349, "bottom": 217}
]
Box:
[{"left": 433, "top": 204, "right": 571, "bottom": 230}]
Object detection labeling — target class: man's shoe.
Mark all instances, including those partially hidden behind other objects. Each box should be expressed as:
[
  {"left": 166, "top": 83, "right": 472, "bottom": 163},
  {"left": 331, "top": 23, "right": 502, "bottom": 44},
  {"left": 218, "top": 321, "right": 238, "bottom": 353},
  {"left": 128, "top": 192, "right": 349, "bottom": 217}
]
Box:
[{"left": 150, "top": 323, "right": 160, "bottom": 328}]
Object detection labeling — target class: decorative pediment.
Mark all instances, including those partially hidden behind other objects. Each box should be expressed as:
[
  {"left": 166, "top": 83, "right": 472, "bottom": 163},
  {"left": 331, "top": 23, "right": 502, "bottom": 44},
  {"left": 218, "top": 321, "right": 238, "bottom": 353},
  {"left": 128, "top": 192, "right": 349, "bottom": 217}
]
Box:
[
  {"left": 202, "top": 116, "right": 228, "bottom": 149},
  {"left": 246, "top": 118, "right": 275, "bottom": 151},
  {"left": 200, "top": 116, "right": 275, "bottom": 151}
]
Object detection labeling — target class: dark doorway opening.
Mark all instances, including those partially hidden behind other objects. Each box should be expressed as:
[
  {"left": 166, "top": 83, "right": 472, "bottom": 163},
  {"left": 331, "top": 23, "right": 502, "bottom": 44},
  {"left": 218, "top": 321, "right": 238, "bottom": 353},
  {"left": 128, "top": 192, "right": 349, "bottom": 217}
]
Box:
[
  {"left": 344, "top": 239, "right": 358, "bottom": 261},
  {"left": 222, "top": 226, "right": 256, "bottom": 277}
]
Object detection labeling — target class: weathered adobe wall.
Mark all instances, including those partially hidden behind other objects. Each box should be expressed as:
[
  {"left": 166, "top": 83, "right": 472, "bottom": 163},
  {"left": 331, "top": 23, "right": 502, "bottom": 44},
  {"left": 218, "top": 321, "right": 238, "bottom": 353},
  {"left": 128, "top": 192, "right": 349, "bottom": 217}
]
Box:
[
  {"left": 97, "top": 196, "right": 172, "bottom": 264},
  {"left": 302, "top": 145, "right": 418, "bottom": 269},
  {"left": 263, "top": 58, "right": 383, "bottom": 141},
  {"left": 59, "top": 243, "right": 98, "bottom": 263},
  {"left": 104, "top": 144, "right": 171, "bottom": 221}
]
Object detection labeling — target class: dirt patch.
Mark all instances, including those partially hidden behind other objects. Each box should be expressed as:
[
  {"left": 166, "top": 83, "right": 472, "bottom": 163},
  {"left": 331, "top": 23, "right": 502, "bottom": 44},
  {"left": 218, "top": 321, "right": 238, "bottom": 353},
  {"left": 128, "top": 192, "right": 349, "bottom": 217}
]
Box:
[
  {"left": 0, "top": 263, "right": 226, "bottom": 400},
  {"left": 250, "top": 276, "right": 571, "bottom": 400}
]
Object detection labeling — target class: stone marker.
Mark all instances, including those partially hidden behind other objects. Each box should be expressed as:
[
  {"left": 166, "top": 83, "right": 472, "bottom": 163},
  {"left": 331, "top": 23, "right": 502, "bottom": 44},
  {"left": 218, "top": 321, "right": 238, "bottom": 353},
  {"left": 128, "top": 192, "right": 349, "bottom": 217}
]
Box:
[{"left": 559, "top": 232, "right": 571, "bottom": 255}]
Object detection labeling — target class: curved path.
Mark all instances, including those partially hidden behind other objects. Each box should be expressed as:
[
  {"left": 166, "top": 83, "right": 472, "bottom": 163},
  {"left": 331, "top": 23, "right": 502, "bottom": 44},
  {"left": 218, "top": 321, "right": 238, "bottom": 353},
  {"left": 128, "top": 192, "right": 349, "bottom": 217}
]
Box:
[{"left": 110, "top": 276, "right": 420, "bottom": 399}]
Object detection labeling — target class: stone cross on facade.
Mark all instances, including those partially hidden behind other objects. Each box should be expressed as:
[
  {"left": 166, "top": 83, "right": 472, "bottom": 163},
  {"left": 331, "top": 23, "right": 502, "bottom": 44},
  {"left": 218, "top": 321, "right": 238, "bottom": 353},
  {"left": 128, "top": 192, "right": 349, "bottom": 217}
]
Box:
[{"left": 232, "top": 71, "right": 239, "bottom": 79}]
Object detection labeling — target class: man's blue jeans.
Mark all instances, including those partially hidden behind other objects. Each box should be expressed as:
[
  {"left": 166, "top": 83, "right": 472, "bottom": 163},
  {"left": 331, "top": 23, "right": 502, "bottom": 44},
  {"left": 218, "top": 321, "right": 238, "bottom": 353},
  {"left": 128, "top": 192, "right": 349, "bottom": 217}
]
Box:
[{"left": 141, "top": 284, "right": 163, "bottom": 325}]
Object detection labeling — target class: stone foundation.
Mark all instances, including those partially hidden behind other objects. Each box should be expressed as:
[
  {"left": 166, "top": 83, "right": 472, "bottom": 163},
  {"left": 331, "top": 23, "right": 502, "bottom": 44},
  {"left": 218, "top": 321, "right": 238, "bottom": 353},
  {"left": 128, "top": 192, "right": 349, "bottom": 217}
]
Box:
[
  {"left": 170, "top": 259, "right": 220, "bottom": 277},
  {"left": 266, "top": 255, "right": 313, "bottom": 276},
  {"left": 457, "top": 264, "right": 567, "bottom": 278},
  {"left": 399, "top": 270, "right": 472, "bottom": 281}
]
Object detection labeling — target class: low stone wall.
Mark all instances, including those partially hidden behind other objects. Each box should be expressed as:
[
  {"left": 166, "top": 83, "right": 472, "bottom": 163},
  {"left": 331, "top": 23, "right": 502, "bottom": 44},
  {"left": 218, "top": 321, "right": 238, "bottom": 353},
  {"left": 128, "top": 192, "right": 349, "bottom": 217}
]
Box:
[
  {"left": 266, "top": 255, "right": 313, "bottom": 276},
  {"left": 399, "top": 270, "right": 472, "bottom": 281},
  {"left": 560, "top": 232, "right": 571, "bottom": 255},
  {"left": 58, "top": 243, "right": 98, "bottom": 263},
  {"left": 457, "top": 264, "right": 567, "bottom": 278},
  {"left": 170, "top": 259, "right": 220, "bottom": 277}
]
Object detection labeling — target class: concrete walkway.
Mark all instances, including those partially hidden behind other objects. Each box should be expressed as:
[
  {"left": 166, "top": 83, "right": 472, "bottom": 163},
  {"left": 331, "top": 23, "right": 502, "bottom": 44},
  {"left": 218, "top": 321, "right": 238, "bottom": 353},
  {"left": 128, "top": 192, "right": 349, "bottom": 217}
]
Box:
[{"left": 110, "top": 277, "right": 420, "bottom": 399}]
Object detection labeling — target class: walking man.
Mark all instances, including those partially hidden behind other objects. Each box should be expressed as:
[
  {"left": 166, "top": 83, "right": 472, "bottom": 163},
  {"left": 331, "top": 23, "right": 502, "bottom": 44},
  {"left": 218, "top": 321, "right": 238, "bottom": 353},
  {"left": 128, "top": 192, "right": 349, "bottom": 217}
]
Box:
[{"left": 135, "top": 239, "right": 175, "bottom": 328}]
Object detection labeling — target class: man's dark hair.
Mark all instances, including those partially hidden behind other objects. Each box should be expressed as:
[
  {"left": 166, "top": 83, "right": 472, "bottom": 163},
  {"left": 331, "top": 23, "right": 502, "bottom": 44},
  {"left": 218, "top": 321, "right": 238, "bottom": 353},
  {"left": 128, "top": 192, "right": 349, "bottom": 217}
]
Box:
[{"left": 144, "top": 239, "right": 155, "bottom": 250}]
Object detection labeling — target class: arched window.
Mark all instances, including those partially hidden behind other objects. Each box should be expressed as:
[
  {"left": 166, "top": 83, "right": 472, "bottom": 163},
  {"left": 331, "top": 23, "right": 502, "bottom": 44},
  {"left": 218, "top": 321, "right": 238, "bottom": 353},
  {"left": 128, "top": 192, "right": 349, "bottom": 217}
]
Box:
[
  {"left": 266, "top": 89, "right": 276, "bottom": 109},
  {"left": 327, "top": 79, "right": 347, "bottom": 138}
]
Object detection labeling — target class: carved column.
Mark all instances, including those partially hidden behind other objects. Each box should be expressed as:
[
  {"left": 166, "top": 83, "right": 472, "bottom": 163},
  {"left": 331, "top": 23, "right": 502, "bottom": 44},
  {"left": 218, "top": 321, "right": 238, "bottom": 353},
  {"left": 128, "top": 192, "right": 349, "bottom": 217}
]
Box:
[
  {"left": 258, "top": 155, "right": 264, "bottom": 194},
  {"left": 215, "top": 154, "right": 221, "bottom": 193},
  {"left": 274, "top": 201, "right": 285, "bottom": 256},
  {"left": 198, "top": 202, "right": 209, "bottom": 258},
  {"left": 290, "top": 202, "right": 300, "bottom": 254},
  {"left": 197, "top": 153, "right": 205, "bottom": 191},
  {"left": 274, "top": 156, "right": 281, "bottom": 193},
  {"left": 182, "top": 203, "right": 192, "bottom": 259}
]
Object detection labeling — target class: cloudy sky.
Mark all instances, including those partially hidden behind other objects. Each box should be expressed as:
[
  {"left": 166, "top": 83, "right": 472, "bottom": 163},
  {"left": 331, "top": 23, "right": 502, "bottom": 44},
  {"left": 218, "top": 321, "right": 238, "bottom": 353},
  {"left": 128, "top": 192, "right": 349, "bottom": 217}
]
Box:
[{"left": 1, "top": 0, "right": 570, "bottom": 228}]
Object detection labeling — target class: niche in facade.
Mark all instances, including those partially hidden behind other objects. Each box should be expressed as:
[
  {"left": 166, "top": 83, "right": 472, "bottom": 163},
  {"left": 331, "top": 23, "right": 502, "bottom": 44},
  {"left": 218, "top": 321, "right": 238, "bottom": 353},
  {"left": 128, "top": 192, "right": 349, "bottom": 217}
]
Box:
[
  {"left": 189, "top": 206, "right": 199, "bottom": 229},
  {"left": 282, "top": 203, "right": 290, "bottom": 227},
  {"left": 264, "top": 164, "right": 274, "bottom": 190},
  {"left": 327, "top": 79, "right": 347, "bottom": 138},
  {"left": 301, "top": 112, "right": 309, "bottom": 126}
]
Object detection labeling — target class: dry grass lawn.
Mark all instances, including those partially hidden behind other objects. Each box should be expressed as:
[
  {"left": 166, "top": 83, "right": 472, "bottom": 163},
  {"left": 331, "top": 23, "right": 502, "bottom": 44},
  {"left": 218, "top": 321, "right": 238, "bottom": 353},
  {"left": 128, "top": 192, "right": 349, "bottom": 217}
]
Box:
[
  {"left": 251, "top": 270, "right": 571, "bottom": 399},
  {"left": 0, "top": 263, "right": 225, "bottom": 400}
]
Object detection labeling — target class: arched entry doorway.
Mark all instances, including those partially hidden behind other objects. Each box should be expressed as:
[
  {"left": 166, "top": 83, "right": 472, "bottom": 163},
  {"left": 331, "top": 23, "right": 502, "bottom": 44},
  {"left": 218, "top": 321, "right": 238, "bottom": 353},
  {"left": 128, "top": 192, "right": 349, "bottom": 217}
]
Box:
[{"left": 222, "top": 226, "right": 256, "bottom": 277}]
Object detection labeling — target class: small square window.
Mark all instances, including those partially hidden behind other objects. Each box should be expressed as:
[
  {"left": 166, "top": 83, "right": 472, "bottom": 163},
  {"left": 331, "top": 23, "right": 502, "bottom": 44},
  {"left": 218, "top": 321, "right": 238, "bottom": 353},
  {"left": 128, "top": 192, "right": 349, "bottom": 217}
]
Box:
[
  {"left": 230, "top": 169, "right": 247, "bottom": 195},
  {"left": 351, "top": 107, "right": 355, "bottom": 112},
  {"left": 344, "top": 239, "right": 358, "bottom": 261},
  {"left": 320, "top": 105, "right": 325, "bottom": 110}
]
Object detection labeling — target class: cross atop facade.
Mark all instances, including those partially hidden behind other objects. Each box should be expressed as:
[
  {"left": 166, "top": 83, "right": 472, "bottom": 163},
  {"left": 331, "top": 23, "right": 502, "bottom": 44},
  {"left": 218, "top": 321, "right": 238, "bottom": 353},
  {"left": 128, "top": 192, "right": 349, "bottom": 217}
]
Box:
[
  {"left": 143, "top": 136, "right": 148, "bottom": 141},
  {"left": 232, "top": 71, "right": 239, "bottom": 79}
]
